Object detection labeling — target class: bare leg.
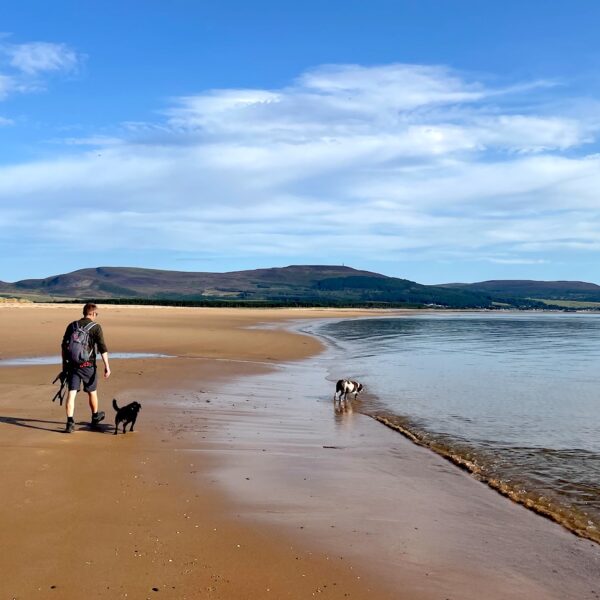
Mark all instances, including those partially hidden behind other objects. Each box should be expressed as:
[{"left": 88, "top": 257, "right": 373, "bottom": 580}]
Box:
[
  {"left": 66, "top": 390, "right": 78, "bottom": 418},
  {"left": 88, "top": 391, "right": 99, "bottom": 414}
]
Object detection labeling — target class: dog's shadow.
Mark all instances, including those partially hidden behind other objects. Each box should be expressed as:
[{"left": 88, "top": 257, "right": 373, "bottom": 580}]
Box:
[
  {"left": 0, "top": 415, "right": 112, "bottom": 434},
  {"left": 75, "top": 422, "right": 114, "bottom": 433},
  {"left": 82, "top": 423, "right": 112, "bottom": 434}
]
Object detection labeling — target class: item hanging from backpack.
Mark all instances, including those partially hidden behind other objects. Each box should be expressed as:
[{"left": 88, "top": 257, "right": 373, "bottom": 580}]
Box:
[
  {"left": 64, "top": 321, "right": 97, "bottom": 365},
  {"left": 51, "top": 371, "right": 67, "bottom": 406}
]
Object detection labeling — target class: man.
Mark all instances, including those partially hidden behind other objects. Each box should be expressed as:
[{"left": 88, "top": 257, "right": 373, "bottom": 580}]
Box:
[{"left": 61, "top": 303, "right": 111, "bottom": 433}]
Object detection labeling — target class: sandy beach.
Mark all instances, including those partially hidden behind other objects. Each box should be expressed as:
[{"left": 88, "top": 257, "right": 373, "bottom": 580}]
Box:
[{"left": 1, "top": 304, "right": 599, "bottom": 600}]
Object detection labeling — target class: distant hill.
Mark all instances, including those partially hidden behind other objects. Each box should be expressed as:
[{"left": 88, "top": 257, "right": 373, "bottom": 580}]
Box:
[
  {"left": 2, "top": 267, "right": 598, "bottom": 309},
  {"left": 0, "top": 265, "right": 494, "bottom": 308},
  {"left": 441, "top": 280, "right": 600, "bottom": 304}
]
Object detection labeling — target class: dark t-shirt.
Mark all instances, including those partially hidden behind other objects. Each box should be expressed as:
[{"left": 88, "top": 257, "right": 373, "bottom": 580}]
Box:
[{"left": 62, "top": 318, "right": 108, "bottom": 366}]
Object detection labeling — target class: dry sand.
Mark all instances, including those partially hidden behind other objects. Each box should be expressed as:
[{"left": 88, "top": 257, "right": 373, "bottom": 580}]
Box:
[
  {"left": 0, "top": 304, "right": 400, "bottom": 599},
  {"left": 0, "top": 304, "right": 598, "bottom": 599}
]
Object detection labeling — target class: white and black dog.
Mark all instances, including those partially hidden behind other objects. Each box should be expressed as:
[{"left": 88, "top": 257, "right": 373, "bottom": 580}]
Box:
[{"left": 334, "top": 379, "right": 364, "bottom": 402}]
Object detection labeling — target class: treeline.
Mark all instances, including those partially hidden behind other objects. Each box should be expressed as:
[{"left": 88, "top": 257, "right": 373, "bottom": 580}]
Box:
[{"left": 56, "top": 297, "right": 427, "bottom": 309}]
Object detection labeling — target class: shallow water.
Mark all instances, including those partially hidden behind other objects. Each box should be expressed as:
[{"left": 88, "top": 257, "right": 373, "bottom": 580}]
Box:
[
  {"left": 190, "top": 336, "right": 600, "bottom": 599},
  {"left": 0, "top": 352, "right": 172, "bottom": 366},
  {"left": 301, "top": 312, "right": 600, "bottom": 542}
]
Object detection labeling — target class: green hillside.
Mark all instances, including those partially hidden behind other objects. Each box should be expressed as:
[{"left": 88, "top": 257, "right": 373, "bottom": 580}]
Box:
[
  {"left": 442, "top": 280, "right": 600, "bottom": 305},
  {"left": 0, "top": 265, "right": 493, "bottom": 308},
  {"left": 4, "top": 267, "right": 598, "bottom": 309}
]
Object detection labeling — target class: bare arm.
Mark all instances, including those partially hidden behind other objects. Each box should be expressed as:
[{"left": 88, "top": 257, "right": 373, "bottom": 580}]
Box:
[{"left": 101, "top": 352, "right": 111, "bottom": 378}]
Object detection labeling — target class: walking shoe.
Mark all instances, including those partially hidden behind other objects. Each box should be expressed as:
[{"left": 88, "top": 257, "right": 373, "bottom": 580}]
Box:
[
  {"left": 65, "top": 420, "right": 75, "bottom": 433},
  {"left": 90, "top": 411, "right": 105, "bottom": 428}
]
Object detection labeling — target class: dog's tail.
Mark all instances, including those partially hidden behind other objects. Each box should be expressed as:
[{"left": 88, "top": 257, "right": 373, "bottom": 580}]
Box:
[{"left": 112, "top": 398, "right": 120, "bottom": 411}]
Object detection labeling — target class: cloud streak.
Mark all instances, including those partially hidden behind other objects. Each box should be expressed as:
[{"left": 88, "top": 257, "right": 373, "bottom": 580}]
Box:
[
  {"left": 6, "top": 41, "right": 80, "bottom": 75},
  {"left": 1, "top": 62, "right": 600, "bottom": 280},
  {"left": 0, "top": 38, "right": 83, "bottom": 104}
]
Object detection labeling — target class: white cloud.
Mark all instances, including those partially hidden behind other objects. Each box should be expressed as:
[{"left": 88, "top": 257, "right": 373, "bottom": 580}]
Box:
[
  {"left": 5, "top": 41, "right": 80, "bottom": 75},
  {"left": 0, "top": 39, "right": 83, "bottom": 104},
  {"left": 61, "top": 135, "right": 124, "bottom": 146},
  {"left": 486, "top": 257, "right": 550, "bottom": 265},
  {"left": 1, "top": 62, "right": 600, "bottom": 277},
  {"left": 297, "top": 63, "right": 486, "bottom": 108},
  {"left": 0, "top": 73, "right": 13, "bottom": 99}
]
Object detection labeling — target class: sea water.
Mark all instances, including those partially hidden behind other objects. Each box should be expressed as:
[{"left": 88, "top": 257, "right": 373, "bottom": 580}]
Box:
[
  {"left": 302, "top": 312, "right": 600, "bottom": 542},
  {"left": 0, "top": 352, "right": 172, "bottom": 366}
]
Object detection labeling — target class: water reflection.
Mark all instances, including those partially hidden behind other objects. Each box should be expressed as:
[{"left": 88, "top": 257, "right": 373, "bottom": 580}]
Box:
[
  {"left": 308, "top": 313, "right": 600, "bottom": 541},
  {"left": 0, "top": 352, "right": 173, "bottom": 366}
]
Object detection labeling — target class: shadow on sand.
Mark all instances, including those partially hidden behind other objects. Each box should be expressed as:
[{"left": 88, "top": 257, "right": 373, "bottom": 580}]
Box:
[{"left": 0, "top": 415, "right": 111, "bottom": 434}]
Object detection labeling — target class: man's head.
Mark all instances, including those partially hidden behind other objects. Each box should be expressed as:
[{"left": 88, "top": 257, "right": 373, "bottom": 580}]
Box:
[{"left": 83, "top": 303, "right": 98, "bottom": 319}]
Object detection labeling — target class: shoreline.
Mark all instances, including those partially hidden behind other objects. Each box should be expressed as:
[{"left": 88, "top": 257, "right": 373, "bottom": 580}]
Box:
[
  {"left": 201, "top": 327, "right": 600, "bottom": 600},
  {"left": 371, "top": 412, "right": 600, "bottom": 545},
  {"left": 298, "top": 311, "right": 600, "bottom": 546},
  {"left": 1, "top": 305, "right": 599, "bottom": 599},
  {"left": 0, "top": 304, "right": 402, "bottom": 600}
]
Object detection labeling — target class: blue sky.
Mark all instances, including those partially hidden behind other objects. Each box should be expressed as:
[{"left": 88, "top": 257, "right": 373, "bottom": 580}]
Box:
[{"left": 2, "top": 1, "right": 600, "bottom": 284}]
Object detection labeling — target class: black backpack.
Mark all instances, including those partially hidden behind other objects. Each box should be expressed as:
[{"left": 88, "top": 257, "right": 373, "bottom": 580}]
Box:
[{"left": 65, "top": 321, "right": 97, "bottom": 365}]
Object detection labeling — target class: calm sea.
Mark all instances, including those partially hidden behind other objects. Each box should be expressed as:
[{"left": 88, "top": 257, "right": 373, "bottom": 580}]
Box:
[{"left": 303, "top": 312, "right": 600, "bottom": 542}]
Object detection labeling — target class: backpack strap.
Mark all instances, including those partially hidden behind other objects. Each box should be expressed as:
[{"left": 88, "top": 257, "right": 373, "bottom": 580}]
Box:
[{"left": 81, "top": 322, "right": 98, "bottom": 360}]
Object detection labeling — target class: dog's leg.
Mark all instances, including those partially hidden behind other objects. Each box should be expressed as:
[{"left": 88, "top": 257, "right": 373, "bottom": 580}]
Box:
[
  {"left": 130, "top": 417, "right": 136, "bottom": 432},
  {"left": 114, "top": 419, "right": 119, "bottom": 435},
  {"left": 122, "top": 422, "right": 127, "bottom": 434}
]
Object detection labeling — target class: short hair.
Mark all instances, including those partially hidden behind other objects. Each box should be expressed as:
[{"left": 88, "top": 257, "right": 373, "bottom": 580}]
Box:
[{"left": 83, "top": 302, "right": 98, "bottom": 317}]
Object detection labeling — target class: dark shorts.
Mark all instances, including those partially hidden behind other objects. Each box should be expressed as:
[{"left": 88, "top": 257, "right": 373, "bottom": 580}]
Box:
[{"left": 67, "top": 365, "right": 98, "bottom": 393}]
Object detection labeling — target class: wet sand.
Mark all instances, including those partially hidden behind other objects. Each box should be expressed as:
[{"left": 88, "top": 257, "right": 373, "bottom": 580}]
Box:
[
  {"left": 0, "top": 304, "right": 400, "bottom": 599},
  {"left": 1, "top": 304, "right": 599, "bottom": 599},
  {"left": 209, "top": 359, "right": 600, "bottom": 600}
]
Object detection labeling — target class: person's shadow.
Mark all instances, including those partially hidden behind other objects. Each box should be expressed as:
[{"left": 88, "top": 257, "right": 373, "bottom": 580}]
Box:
[
  {"left": 0, "top": 416, "right": 111, "bottom": 434},
  {"left": 0, "top": 415, "right": 66, "bottom": 433}
]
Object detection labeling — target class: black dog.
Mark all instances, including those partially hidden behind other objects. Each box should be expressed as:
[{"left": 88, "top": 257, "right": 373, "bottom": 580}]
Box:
[{"left": 112, "top": 399, "right": 142, "bottom": 435}]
